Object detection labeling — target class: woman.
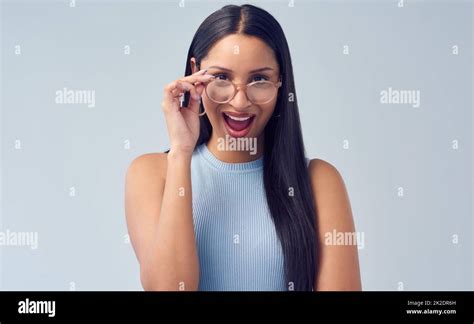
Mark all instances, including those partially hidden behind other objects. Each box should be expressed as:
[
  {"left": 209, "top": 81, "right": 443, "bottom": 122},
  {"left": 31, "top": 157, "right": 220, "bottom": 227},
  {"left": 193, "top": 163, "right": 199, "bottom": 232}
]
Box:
[{"left": 125, "top": 4, "right": 361, "bottom": 291}]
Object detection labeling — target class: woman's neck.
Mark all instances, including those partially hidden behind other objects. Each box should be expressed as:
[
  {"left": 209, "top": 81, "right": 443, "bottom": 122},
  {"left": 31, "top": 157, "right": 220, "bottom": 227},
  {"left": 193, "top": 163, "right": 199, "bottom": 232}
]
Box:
[{"left": 206, "top": 133, "right": 264, "bottom": 163}]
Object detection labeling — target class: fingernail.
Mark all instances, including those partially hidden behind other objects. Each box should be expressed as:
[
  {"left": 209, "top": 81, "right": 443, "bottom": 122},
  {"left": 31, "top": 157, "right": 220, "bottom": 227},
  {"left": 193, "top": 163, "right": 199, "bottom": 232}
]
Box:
[{"left": 194, "top": 94, "right": 201, "bottom": 100}]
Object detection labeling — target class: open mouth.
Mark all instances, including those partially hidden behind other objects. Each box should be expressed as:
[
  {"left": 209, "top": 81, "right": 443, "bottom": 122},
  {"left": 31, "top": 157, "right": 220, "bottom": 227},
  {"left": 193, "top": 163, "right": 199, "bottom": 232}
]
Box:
[{"left": 222, "top": 112, "right": 256, "bottom": 138}]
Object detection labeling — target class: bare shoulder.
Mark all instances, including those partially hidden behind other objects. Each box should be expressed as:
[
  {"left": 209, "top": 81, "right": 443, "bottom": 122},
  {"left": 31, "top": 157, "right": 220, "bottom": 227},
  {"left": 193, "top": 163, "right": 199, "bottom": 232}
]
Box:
[
  {"left": 125, "top": 153, "right": 169, "bottom": 263},
  {"left": 126, "top": 153, "right": 168, "bottom": 182},
  {"left": 307, "top": 157, "right": 353, "bottom": 229},
  {"left": 125, "top": 152, "right": 168, "bottom": 223},
  {"left": 308, "top": 158, "right": 348, "bottom": 201},
  {"left": 308, "top": 158, "right": 361, "bottom": 290}
]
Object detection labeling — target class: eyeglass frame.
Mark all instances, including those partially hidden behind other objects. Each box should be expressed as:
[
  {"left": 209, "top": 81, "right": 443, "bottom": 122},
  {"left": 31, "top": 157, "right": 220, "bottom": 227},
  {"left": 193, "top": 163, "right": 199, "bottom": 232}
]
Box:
[{"left": 204, "top": 75, "right": 283, "bottom": 105}]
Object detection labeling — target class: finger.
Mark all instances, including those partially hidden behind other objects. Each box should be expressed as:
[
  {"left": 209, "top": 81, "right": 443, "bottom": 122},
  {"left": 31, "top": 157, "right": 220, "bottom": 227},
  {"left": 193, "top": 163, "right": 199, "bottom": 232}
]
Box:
[
  {"left": 193, "top": 68, "right": 208, "bottom": 75},
  {"left": 187, "top": 89, "right": 202, "bottom": 115},
  {"left": 180, "top": 73, "right": 215, "bottom": 85},
  {"left": 162, "top": 74, "right": 211, "bottom": 113},
  {"left": 195, "top": 83, "right": 204, "bottom": 96},
  {"left": 176, "top": 80, "right": 199, "bottom": 101},
  {"left": 167, "top": 80, "right": 196, "bottom": 100},
  {"left": 183, "top": 80, "right": 204, "bottom": 115},
  {"left": 170, "top": 88, "right": 183, "bottom": 98},
  {"left": 163, "top": 81, "right": 182, "bottom": 112}
]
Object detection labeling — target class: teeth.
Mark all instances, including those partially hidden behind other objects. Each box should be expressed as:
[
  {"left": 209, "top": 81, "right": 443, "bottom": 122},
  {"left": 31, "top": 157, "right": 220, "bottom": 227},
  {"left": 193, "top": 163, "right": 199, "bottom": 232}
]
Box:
[{"left": 225, "top": 113, "right": 251, "bottom": 121}]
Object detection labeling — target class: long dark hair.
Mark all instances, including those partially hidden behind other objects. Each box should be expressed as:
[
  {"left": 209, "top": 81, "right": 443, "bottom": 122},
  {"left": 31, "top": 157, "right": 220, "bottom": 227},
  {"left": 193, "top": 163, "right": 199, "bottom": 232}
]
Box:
[{"left": 183, "top": 4, "right": 318, "bottom": 291}]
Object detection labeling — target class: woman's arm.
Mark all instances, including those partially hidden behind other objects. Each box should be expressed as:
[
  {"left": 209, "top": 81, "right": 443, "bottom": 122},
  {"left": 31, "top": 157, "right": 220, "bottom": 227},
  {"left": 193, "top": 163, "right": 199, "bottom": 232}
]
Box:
[
  {"left": 125, "top": 151, "right": 199, "bottom": 291},
  {"left": 309, "top": 159, "right": 362, "bottom": 291},
  {"left": 125, "top": 69, "right": 213, "bottom": 291}
]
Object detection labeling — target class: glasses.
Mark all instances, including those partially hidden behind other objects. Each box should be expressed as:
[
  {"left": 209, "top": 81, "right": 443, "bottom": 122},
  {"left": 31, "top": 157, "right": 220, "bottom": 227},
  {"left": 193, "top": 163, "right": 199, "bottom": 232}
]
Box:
[{"left": 204, "top": 77, "right": 282, "bottom": 105}]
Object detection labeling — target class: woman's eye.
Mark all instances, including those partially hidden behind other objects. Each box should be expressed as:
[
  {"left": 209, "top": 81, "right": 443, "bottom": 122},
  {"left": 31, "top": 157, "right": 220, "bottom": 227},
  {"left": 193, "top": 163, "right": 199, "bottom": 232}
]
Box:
[
  {"left": 252, "top": 75, "right": 269, "bottom": 82},
  {"left": 211, "top": 73, "right": 268, "bottom": 82},
  {"left": 213, "top": 73, "right": 229, "bottom": 80}
]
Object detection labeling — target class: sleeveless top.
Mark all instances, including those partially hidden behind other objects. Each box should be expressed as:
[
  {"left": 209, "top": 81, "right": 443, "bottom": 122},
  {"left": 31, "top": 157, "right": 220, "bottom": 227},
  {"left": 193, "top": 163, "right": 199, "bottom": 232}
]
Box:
[{"left": 190, "top": 143, "right": 288, "bottom": 291}]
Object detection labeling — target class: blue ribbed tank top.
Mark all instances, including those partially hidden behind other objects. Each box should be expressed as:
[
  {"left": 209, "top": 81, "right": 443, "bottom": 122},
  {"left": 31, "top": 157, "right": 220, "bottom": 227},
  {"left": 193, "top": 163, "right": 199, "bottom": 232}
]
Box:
[{"left": 190, "top": 143, "right": 287, "bottom": 291}]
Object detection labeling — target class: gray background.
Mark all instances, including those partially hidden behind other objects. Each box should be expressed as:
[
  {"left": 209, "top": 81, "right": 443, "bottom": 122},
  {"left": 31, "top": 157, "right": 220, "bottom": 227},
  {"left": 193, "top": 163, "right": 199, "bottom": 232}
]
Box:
[{"left": 0, "top": 0, "right": 472, "bottom": 290}]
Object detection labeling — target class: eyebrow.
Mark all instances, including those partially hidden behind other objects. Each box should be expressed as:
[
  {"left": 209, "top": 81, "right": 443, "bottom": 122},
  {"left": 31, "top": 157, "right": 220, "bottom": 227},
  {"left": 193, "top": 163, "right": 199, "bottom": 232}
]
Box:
[{"left": 207, "top": 65, "right": 274, "bottom": 73}]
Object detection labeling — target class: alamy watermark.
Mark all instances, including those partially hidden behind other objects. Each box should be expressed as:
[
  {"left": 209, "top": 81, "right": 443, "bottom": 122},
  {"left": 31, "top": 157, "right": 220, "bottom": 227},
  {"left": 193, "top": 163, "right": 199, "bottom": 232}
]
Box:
[
  {"left": 55, "top": 87, "right": 95, "bottom": 108},
  {"left": 217, "top": 134, "right": 257, "bottom": 155},
  {"left": 324, "top": 229, "right": 364, "bottom": 250},
  {"left": 18, "top": 298, "right": 55, "bottom": 317},
  {"left": 0, "top": 229, "right": 38, "bottom": 250},
  {"left": 380, "top": 87, "right": 420, "bottom": 108}
]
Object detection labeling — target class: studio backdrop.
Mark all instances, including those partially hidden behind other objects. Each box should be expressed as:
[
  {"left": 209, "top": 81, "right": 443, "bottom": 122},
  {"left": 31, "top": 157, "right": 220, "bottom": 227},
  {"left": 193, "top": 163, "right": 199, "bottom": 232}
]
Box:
[{"left": 1, "top": 0, "right": 472, "bottom": 290}]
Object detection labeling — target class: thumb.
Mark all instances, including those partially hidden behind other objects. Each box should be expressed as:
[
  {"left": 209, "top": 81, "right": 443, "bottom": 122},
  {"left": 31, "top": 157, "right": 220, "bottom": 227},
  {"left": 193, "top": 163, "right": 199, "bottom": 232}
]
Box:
[{"left": 188, "top": 83, "right": 204, "bottom": 114}]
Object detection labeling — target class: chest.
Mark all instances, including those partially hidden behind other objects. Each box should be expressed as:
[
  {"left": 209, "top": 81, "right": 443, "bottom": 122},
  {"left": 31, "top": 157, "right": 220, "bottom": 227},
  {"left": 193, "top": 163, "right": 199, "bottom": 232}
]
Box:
[{"left": 190, "top": 167, "right": 286, "bottom": 290}]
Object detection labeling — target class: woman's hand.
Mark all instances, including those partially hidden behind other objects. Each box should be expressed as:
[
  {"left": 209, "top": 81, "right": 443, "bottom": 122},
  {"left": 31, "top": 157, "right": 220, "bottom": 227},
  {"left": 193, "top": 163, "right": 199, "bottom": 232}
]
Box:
[{"left": 162, "top": 69, "right": 215, "bottom": 157}]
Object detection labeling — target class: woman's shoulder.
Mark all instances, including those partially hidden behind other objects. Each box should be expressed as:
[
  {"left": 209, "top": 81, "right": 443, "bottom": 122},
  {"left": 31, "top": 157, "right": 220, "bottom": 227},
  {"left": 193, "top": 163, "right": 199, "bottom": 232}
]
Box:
[
  {"left": 307, "top": 157, "right": 353, "bottom": 231},
  {"left": 307, "top": 158, "right": 360, "bottom": 291},
  {"left": 307, "top": 158, "right": 341, "bottom": 178},
  {"left": 127, "top": 147, "right": 202, "bottom": 181},
  {"left": 307, "top": 158, "right": 349, "bottom": 208},
  {"left": 126, "top": 152, "right": 168, "bottom": 183}
]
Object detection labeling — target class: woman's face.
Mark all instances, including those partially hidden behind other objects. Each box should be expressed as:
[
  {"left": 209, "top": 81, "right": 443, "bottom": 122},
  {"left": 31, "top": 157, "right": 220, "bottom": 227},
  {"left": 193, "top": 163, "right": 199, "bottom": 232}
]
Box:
[{"left": 192, "top": 34, "right": 280, "bottom": 141}]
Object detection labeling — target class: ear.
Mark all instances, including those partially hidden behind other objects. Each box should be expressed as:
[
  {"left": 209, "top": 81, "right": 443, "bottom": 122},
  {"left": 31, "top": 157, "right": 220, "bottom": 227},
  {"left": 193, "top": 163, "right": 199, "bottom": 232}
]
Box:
[{"left": 190, "top": 57, "right": 199, "bottom": 74}]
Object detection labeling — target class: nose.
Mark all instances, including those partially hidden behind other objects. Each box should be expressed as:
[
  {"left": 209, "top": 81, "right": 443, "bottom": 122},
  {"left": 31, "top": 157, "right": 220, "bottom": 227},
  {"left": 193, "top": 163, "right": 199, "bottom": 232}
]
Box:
[{"left": 229, "top": 85, "right": 251, "bottom": 110}]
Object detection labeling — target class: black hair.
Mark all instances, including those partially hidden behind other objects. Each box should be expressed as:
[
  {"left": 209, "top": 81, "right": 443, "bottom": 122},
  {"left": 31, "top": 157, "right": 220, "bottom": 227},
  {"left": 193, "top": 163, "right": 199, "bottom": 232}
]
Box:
[{"left": 183, "top": 4, "right": 318, "bottom": 291}]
